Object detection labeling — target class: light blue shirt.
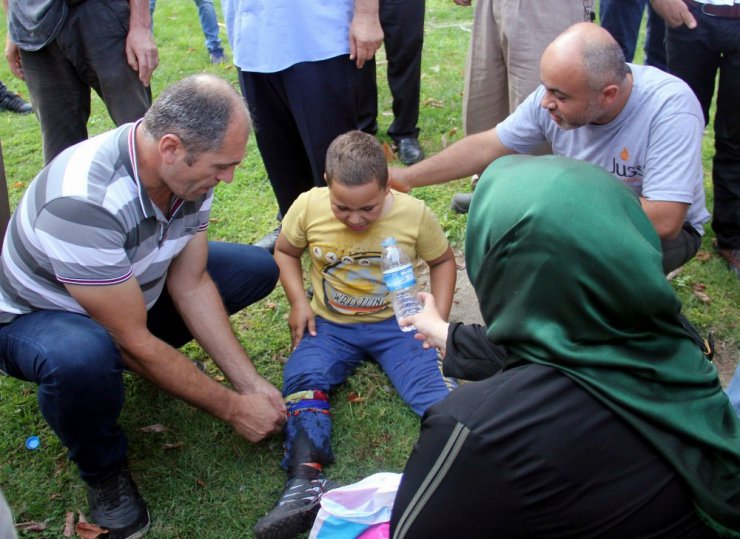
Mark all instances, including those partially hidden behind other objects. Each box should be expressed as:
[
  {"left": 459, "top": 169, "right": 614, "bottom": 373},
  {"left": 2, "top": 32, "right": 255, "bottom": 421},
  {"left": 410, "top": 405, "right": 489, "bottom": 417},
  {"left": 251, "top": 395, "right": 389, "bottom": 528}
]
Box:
[{"left": 221, "top": 0, "right": 354, "bottom": 73}]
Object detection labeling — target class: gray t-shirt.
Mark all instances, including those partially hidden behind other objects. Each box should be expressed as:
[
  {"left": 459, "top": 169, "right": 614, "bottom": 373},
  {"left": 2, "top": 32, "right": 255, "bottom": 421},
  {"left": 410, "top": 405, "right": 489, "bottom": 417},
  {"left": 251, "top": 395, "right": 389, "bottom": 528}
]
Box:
[
  {"left": 496, "top": 64, "right": 710, "bottom": 235},
  {"left": 7, "top": 0, "right": 67, "bottom": 50},
  {"left": 0, "top": 122, "right": 212, "bottom": 322}
]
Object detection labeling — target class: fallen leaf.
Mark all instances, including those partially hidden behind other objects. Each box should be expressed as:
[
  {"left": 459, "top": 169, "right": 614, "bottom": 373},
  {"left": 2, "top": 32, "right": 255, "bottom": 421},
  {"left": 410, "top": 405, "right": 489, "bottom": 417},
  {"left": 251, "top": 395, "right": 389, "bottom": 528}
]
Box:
[
  {"left": 162, "top": 442, "right": 183, "bottom": 450},
  {"left": 196, "top": 479, "right": 207, "bottom": 488},
  {"left": 277, "top": 354, "right": 289, "bottom": 365},
  {"left": 692, "top": 283, "right": 711, "bottom": 304},
  {"left": 50, "top": 492, "right": 63, "bottom": 500},
  {"left": 265, "top": 301, "right": 277, "bottom": 310},
  {"left": 347, "top": 392, "right": 364, "bottom": 404},
  {"left": 15, "top": 521, "right": 47, "bottom": 531},
  {"left": 76, "top": 521, "right": 108, "bottom": 539},
  {"left": 138, "top": 424, "right": 170, "bottom": 433},
  {"left": 13, "top": 181, "right": 24, "bottom": 189},
  {"left": 63, "top": 511, "right": 75, "bottom": 537},
  {"left": 423, "top": 98, "right": 444, "bottom": 108},
  {"left": 214, "top": 374, "right": 225, "bottom": 382},
  {"left": 382, "top": 141, "right": 396, "bottom": 163},
  {"left": 695, "top": 250, "right": 711, "bottom": 262}
]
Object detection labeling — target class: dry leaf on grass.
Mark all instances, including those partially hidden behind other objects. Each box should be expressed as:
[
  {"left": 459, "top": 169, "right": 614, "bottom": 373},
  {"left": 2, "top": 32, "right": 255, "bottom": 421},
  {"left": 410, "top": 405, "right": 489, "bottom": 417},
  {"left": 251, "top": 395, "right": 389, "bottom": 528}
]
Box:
[
  {"left": 137, "top": 423, "right": 170, "bottom": 433},
  {"left": 76, "top": 521, "right": 109, "bottom": 539},
  {"left": 63, "top": 511, "right": 75, "bottom": 537},
  {"left": 692, "top": 283, "right": 712, "bottom": 304},
  {"left": 695, "top": 250, "right": 711, "bottom": 262},
  {"left": 265, "top": 301, "right": 277, "bottom": 310},
  {"left": 15, "top": 520, "right": 47, "bottom": 531},
  {"left": 347, "top": 392, "right": 364, "bottom": 404},
  {"left": 423, "top": 98, "right": 444, "bottom": 108},
  {"left": 196, "top": 479, "right": 207, "bottom": 488},
  {"left": 162, "top": 442, "right": 183, "bottom": 450},
  {"left": 382, "top": 141, "right": 396, "bottom": 163}
]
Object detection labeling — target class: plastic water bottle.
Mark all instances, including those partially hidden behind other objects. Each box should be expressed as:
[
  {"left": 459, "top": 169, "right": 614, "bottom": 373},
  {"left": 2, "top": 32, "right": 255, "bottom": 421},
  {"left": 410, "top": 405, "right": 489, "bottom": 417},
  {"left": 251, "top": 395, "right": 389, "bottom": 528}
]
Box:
[{"left": 381, "top": 237, "right": 422, "bottom": 331}]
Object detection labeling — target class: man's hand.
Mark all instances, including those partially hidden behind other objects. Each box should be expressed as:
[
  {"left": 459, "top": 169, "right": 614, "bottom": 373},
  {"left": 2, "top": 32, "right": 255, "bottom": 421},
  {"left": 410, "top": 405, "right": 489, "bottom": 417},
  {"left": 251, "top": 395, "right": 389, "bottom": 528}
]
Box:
[
  {"left": 288, "top": 302, "right": 317, "bottom": 349},
  {"left": 244, "top": 375, "right": 287, "bottom": 416},
  {"left": 651, "top": 0, "right": 697, "bottom": 28},
  {"left": 228, "top": 392, "right": 286, "bottom": 443},
  {"left": 388, "top": 166, "right": 413, "bottom": 193},
  {"left": 401, "top": 292, "right": 450, "bottom": 354},
  {"left": 4, "top": 37, "right": 24, "bottom": 80},
  {"left": 125, "top": 25, "right": 159, "bottom": 86},
  {"left": 349, "top": 1, "right": 383, "bottom": 68}
]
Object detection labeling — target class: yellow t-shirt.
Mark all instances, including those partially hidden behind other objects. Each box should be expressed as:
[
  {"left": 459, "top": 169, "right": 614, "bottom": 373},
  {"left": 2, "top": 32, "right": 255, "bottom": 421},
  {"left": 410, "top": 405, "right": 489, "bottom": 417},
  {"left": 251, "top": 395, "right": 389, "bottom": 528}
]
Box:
[{"left": 281, "top": 187, "right": 449, "bottom": 324}]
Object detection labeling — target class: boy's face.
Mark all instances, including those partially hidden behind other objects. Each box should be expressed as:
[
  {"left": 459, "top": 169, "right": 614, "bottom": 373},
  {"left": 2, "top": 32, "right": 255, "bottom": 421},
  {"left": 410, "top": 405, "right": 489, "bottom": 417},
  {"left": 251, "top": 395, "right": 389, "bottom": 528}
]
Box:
[{"left": 328, "top": 179, "right": 390, "bottom": 233}]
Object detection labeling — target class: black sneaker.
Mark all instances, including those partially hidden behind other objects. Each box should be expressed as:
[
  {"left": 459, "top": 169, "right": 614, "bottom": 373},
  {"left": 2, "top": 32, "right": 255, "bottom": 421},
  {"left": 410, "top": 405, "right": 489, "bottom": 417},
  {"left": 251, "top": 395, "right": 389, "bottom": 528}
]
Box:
[
  {"left": 253, "top": 475, "right": 337, "bottom": 539},
  {"left": 253, "top": 225, "right": 281, "bottom": 254},
  {"left": 0, "top": 92, "right": 33, "bottom": 114},
  {"left": 87, "top": 468, "right": 150, "bottom": 539},
  {"left": 450, "top": 192, "right": 472, "bottom": 214}
]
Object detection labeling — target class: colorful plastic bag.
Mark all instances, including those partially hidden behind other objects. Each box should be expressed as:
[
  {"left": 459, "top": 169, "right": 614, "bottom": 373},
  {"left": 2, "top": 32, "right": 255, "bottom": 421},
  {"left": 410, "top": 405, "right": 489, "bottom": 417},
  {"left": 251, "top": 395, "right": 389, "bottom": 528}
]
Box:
[{"left": 309, "top": 472, "right": 401, "bottom": 539}]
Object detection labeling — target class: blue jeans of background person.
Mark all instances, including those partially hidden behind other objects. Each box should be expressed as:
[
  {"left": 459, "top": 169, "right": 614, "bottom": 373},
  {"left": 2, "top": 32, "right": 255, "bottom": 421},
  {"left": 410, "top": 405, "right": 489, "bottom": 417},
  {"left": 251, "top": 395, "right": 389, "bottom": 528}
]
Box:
[
  {"left": 19, "top": 0, "right": 151, "bottom": 164},
  {"left": 0, "top": 242, "right": 277, "bottom": 484},
  {"left": 149, "top": 0, "right": 223, "bottom": 56},
  {"left": 728, "top": 363, "right": 740, "bottom": 418},
  {"left": 599, "top": 0, "right": 667, "bottom": 70},
  {"left": 666, "top": 9, "right": 740, "bottom": 251},
  {"left": 280, "top": 316, "right": 454, "bottom": 471}
]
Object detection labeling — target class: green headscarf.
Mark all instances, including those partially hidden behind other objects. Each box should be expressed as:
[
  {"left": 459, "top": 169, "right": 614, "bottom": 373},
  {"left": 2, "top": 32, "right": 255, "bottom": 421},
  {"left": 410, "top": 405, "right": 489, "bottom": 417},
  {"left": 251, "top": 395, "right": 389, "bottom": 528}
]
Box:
[{"left": 466, "top": 155, "right": 740, "bottom": 536}]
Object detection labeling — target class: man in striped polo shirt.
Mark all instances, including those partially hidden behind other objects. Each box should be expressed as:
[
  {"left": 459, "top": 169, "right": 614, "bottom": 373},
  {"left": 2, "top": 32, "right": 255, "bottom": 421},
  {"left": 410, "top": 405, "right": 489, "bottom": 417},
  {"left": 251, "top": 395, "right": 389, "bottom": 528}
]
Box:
[{"left": 0, "top": 74, "right": 287, "bottom": 539}]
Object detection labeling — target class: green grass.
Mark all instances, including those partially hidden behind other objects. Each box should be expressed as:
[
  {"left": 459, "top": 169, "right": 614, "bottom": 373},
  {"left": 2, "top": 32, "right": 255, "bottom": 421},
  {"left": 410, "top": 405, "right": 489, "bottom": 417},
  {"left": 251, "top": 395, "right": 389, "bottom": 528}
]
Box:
[{"left": 0, "top": 2, "right": 737, "bottom": 538}]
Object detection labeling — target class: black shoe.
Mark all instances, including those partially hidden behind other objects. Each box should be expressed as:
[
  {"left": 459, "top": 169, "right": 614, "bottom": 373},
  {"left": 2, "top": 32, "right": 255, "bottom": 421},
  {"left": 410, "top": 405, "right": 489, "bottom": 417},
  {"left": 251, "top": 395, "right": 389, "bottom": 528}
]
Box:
[
  {"left": 450, "top": 192, "right": 472, "bottom": 214},
  {"left": 397, "top": 138, "right": 424, "bottom": 166},
  {"left": 253, "top": 475, "right": 338, "bottom": 539},
  {"left": 0, "top": 92, "right": 33, "bottom": 114},
  {"left": 253, "top": 225, "right": 281, "bottom": 254},
  {"left": 87, "top": 468, "right": 150, "bottom": 539},
  {"left": 209, "top": 51, "right": 225, "bottom": 64}
]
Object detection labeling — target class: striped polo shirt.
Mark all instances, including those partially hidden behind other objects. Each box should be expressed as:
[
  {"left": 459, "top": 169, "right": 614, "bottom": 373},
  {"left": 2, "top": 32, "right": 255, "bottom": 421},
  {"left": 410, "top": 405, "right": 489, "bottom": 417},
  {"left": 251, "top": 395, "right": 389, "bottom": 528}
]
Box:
[{"left": 0, "top": 121, "right": 212, "bottom": 323}]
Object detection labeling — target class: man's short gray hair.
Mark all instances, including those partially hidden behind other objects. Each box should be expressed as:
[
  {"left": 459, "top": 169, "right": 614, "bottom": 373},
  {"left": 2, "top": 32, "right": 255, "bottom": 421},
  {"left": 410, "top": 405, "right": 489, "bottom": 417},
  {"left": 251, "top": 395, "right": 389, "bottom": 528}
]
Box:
[
  {"left": 582, "top": 40, "right": 630, "bottom": 92},
  {"left": 143, "top": 74, "right": 249, "bottom": 164}
]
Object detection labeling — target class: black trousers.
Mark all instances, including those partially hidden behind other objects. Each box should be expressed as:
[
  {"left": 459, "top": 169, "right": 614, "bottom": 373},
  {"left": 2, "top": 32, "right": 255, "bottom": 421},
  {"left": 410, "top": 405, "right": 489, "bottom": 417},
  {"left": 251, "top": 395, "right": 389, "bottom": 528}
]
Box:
[
  {"left": 239, "top": 56, "right": 360, "bottom": 218},
  {"left": 357, "top": 0, "right": 425, "bottom": 142},
  {"left": 391, "top": 364, "right": 716, "bottom": 538},
  {"left": 666, "top": 9, "right": 740, "bottom": 250}
]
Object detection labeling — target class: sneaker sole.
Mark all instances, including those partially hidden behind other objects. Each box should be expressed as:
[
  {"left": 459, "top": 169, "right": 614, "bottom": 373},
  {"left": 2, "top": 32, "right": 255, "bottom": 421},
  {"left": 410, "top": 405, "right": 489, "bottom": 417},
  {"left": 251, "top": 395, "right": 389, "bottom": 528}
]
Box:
[
  {"left": 252, "top": 502, "right": 320, "bottom": 539},
  {"left": 113, "top": 510, "right": 150, "bottom": 539}
]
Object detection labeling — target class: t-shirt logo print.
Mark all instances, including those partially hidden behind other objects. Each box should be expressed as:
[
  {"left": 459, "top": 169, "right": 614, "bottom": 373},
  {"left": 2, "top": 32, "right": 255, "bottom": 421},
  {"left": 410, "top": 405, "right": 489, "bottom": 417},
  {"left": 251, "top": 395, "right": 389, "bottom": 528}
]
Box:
[
  {"left": 609, "top": 146, "right": 643, "bottom": 181},
  {"left": 320, "top": 253, "right": 388, "bottom": 315}
]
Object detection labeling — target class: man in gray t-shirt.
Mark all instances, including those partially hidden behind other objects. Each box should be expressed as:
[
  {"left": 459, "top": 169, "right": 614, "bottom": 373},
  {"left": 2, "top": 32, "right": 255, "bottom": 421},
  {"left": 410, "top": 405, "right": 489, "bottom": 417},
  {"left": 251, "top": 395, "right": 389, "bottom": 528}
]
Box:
[{"left": 390, "top": 22, "right": 709, "bottom": 273}]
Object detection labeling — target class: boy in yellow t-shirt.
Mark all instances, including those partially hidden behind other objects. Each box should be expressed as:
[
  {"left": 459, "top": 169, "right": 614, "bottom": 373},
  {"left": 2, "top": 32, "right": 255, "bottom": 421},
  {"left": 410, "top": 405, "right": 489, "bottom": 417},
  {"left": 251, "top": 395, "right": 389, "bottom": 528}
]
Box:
[{"left": 254, "top": 131, "right": 456, "bottom": 539}]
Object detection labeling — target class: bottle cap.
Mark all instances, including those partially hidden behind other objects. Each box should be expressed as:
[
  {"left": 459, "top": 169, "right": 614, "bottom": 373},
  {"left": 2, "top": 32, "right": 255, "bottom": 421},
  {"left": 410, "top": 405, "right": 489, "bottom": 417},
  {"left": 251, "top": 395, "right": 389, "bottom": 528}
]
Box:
[
  {"left": 25, "top": 436, "right": 40, "bottom": 450},
  {"left": 381, "top": 237, "right": 396, "bottom": 248}
]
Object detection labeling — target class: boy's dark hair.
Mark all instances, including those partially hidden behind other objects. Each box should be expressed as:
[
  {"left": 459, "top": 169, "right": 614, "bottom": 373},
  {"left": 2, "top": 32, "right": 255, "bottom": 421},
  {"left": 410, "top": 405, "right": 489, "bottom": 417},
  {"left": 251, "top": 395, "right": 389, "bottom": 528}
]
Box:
[{"left": 325, "top": 130, "right": 388, "bottom": 189}]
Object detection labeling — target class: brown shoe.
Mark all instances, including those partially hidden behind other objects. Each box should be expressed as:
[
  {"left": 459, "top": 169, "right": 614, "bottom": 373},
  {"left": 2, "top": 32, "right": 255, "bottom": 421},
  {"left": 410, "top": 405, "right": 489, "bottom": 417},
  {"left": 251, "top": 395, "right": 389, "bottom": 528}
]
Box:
[{"left": 715, "top": 242, "right": 740, "bottom": 279}]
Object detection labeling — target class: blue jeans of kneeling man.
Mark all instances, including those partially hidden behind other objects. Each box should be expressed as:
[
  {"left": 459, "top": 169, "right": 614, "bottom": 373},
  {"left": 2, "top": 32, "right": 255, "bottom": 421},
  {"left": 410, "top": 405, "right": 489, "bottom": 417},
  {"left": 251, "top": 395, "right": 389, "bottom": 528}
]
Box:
[{"left": 0, "top": 242, "right": 277, "bottom": 484}]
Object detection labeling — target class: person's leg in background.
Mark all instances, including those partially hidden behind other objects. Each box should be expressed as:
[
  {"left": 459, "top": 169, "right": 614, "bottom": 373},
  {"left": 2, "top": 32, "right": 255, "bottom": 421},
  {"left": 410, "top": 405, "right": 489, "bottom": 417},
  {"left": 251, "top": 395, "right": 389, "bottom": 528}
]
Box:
[
  {"left": 665, "top": 9, "right": 740, "bottom": 278},
  {"left": 193, "top": 0, "right": 225, "bottom": 64},
  {"left": 644, "top": 3, "right": 667, "bottom": 70},
  {"left": 599, "top": 0, "right": 646, "bottom": 61},
  {"left": 382, "top": 0, "right": 426, "bottom": 165}
]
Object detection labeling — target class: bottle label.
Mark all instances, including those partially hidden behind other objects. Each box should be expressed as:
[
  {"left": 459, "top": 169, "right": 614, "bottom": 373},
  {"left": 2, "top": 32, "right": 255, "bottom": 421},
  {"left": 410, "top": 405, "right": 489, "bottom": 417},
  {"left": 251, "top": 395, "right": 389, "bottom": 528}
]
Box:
[{"left": 382, "top": 264, "right": 417, "bottom": 292}]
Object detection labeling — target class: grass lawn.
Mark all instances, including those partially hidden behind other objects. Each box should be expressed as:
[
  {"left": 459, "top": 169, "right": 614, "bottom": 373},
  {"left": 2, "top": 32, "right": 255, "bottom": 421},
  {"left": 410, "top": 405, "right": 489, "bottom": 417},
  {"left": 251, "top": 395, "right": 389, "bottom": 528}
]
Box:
[{"left": 0, "top": 1, "right": 737, "bottom": 537}]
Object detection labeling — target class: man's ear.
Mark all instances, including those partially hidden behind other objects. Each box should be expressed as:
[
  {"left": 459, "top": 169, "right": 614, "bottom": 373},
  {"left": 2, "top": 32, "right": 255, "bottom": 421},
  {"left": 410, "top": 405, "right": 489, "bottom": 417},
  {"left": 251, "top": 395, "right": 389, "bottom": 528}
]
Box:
[
  {"left": 601, "top": 84, "right": 619, "bottom": 106},
  {"left": 159, "top": 134, "right": 183, "bottom": 165}
]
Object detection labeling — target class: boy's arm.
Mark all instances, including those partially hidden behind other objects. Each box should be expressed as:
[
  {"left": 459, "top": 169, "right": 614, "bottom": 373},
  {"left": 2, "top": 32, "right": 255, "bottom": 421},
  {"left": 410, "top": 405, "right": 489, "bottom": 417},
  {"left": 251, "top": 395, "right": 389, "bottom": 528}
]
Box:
[
  {"left": 274, "top": 233, "right": 316, "bottom": 348},
  {"left": 426, "top": 246, "right": 456, "bottom": 321}
]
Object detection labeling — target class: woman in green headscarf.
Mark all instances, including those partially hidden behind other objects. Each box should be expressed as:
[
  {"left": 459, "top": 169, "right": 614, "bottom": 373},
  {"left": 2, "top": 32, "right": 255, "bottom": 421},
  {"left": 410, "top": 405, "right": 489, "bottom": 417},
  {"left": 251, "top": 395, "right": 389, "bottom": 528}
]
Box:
[{"left": 390, "top": 155, "right": 739, "bottom": 538}]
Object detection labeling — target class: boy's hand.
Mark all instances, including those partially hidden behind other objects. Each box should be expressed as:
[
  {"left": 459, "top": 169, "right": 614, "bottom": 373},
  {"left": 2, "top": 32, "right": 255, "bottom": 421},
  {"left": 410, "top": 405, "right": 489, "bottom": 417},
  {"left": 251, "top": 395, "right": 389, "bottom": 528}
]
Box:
[{"left": 288, "top": 302, "right": 317, "bottom": 349}]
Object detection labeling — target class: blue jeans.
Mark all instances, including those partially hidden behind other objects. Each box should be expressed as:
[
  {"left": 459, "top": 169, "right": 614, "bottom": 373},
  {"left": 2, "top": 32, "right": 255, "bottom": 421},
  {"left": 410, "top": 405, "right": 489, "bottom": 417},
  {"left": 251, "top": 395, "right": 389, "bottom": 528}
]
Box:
[
  {"left": 0, "top": 242, "right": 277, "bottom": 483},
  {"left": 599, "top": 0, "right": 667, "bottom": 70},
  {"left": 666, "top": 10, "right": 740, "bottom": 250},
  {"left": 149, "top": 0, "right": 223, "bottom": 55},
  {"left": 728, "top": 363, "right": 740, "bottom": 418},
  {"left": 280, "top": 316, "right": 454, "bottom": 471}
]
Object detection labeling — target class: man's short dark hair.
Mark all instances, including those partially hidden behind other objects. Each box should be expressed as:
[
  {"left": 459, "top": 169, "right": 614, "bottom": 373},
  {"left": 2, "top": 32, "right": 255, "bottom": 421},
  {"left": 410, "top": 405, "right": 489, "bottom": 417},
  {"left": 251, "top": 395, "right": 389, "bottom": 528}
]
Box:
[
  {"left": 325, "top": 130, "right": 388, "bottom": 189},
  {"left": 143, "top": 74, "right": 249, "bottom": 165}
]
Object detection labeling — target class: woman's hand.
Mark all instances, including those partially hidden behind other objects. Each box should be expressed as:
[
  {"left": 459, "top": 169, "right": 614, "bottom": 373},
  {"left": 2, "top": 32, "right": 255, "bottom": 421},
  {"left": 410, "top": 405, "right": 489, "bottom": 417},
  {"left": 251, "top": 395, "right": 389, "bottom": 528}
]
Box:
[{"left": 401, "top": 292, "right": 450, "bottom": 353}]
